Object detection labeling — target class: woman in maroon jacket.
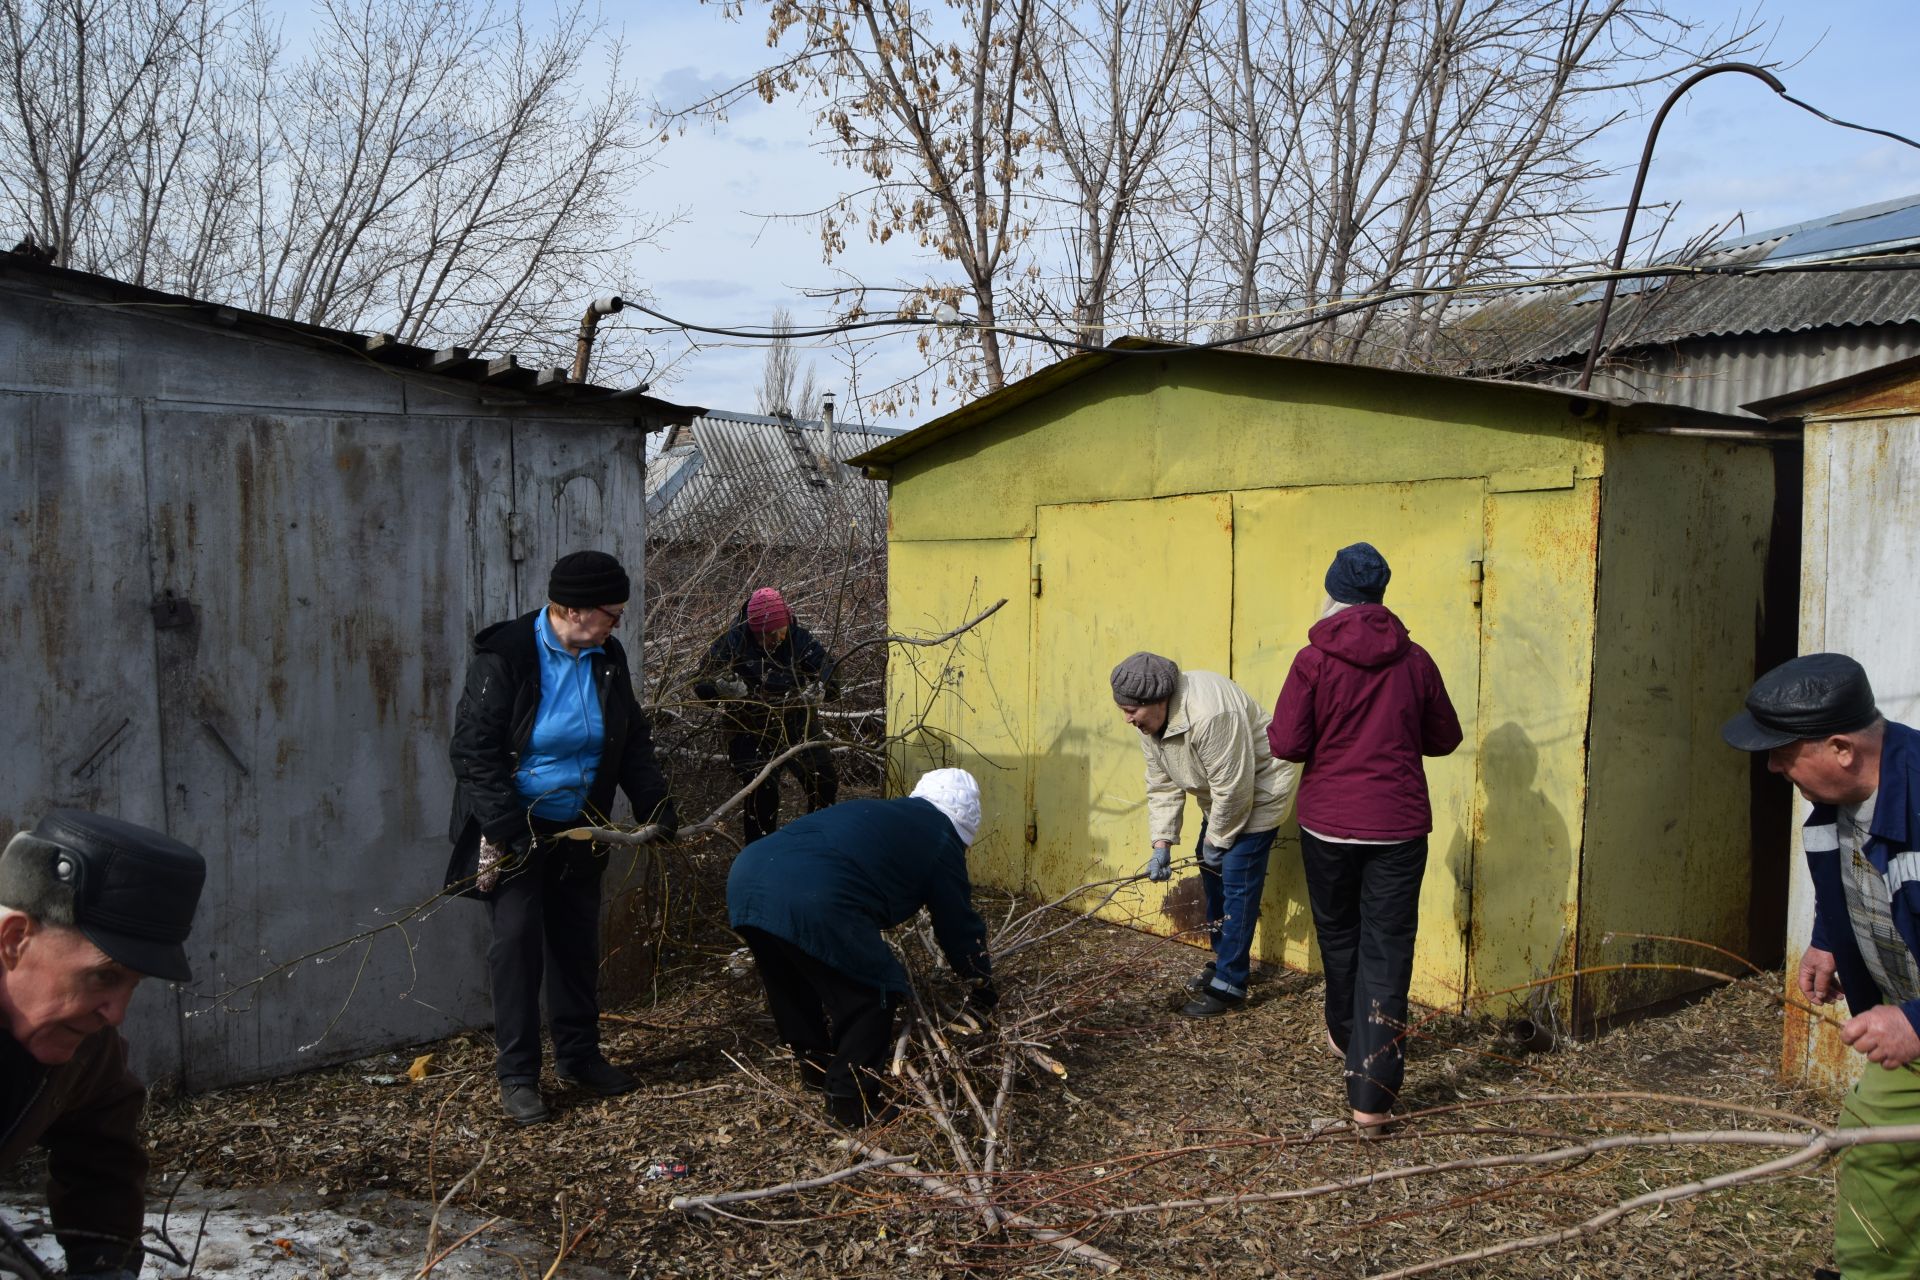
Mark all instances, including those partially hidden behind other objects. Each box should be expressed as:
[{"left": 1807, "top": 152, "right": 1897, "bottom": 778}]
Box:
[{"left": 1268, "top": 543, "right": 1462, "bottom": 1133}]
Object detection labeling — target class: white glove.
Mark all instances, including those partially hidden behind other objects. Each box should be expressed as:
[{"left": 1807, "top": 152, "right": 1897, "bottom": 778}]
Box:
[{"left": 717, "top": 675, "right": 749, "bottom": 699}]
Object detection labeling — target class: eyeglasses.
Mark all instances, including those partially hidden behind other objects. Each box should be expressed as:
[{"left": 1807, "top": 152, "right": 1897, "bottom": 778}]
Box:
[{"left": 583, "top": 605, "right": 625, "bottom": 626}]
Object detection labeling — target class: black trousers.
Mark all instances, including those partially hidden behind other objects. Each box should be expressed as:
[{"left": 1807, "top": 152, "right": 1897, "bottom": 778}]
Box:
[
  {"left": 729, "top": 712, "right": 838, "bottom": 841},
  {"left": 1300, "top": 831, "right": 1428, "bottom": 1114},
  {"left": 736, "top": 926, "right": 897, "bottom": 1118},
  {"left": 485, "top": 830, "right": 605, "bottom": 1083}
]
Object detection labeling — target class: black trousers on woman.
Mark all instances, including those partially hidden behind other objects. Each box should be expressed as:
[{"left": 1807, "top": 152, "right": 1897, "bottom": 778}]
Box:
[
  {"left": 1299, "top": 831, "right": 1428, "bottom": 1114},
  {"left": 486, "top": 822, "right": 605, "bottom": 1083},
  {"left": 735, "top": 925, "right": 898, "bottom": 1124}
]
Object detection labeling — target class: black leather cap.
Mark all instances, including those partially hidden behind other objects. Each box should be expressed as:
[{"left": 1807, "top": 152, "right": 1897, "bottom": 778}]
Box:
[
  {"left": 1721, "top": 653, "right": 1881, "bottom": 752},
  {"left": 24, "top": 810, "right": 205, "bottom": 981}
]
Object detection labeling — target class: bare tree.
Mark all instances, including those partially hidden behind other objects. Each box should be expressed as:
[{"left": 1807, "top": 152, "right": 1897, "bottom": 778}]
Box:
[
  {"left": 1023, "top": 0, "right": 1202, "bottom": 345},
  {"left": 1181, "top": 0, "right": 1764, "bottom": 367},
  {"left": 755, "top": 306, "right": 822, "bottom": 418},
  {"left": 702, "top": 0, "right": 1762, "bottom": 399},
  {"left": 737, "top": 0, "right": 1046, "bottom": 403},
  {"left": 0, "top": 0, "right": 672, "bottom": 381}
]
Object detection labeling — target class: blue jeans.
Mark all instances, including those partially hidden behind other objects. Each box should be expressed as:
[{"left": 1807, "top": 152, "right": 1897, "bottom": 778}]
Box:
[{"left": 1197, "top": 823, "right": 1279, "bottom": 999}]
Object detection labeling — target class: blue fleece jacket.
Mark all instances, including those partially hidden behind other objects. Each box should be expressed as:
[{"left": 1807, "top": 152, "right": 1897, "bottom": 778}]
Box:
[{"left": 512, "top": 609, "right": 605, "bottom": 819}]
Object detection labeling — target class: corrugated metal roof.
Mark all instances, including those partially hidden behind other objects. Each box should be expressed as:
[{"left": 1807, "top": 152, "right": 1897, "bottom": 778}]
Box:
[
  {"left": 1453, "top": 194, "right": 1920, "bottom": 371},
  {"left": 646, "top": 409, "right": 902, "bottom": 544},
  {"left": 1505, "top": 324, "right": 1920, "bottom": 418},
  {"left": 0, "top": 250, "right": 702, "bottom": 422}
]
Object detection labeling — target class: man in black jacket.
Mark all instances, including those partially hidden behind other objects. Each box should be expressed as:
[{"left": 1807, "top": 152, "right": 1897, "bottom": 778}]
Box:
[
  {"left": 447, "top": 551, "right": 678, "bottom": 1124},
  {"left": 693, "top": 587, "right": 840, "bottom": 841}
]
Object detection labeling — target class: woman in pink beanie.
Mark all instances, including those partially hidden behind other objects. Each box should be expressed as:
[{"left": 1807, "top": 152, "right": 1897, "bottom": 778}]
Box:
[{"left": 694, "top": 587, "right": 842, "bottom": 840}]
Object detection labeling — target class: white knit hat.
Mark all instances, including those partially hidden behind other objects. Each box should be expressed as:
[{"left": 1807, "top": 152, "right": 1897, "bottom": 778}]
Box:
[{"left": 910, "top": 768, "right": 981, "bottom": 847}]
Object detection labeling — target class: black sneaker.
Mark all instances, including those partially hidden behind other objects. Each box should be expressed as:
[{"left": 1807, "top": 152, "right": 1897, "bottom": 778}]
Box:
[
  {"left": 1179, "top": 989, "right": 1244, "bottom": 1018},
  {"left": 557, "top": 1058, "right": 639, "bottom": 1096},
  {"left": 1184, "top": 966, "right": 1218, "bottom": 996},
  {"left": 501, "top": 1082, "right": 550, "bottom": 1124}
]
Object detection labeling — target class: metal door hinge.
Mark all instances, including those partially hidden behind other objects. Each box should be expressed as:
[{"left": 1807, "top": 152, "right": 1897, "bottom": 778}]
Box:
[
  {"left": 1469, "top": 559, "right": 1484, "bottom": 607},
  {"left": 1031, "top": 563, "right": 1043, "bottom": 597},
  {"left": 506, "top": 511, "right": 530, "bottom": 563}
]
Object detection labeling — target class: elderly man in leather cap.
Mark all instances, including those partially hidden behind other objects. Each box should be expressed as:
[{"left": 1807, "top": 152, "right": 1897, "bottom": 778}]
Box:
[
  {"left": 0, "top": 810, "right": 206, "bottom": 1279},
  {"left": 1723, "top": 654, "right": 1920, "bottom": 1279}
]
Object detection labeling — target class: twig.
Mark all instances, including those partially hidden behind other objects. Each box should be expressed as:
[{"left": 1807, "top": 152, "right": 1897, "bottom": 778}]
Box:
[
  {"left": 1367, "top": 1123, "right": 1920, "bottom": 1279},
  {"left": 0, "top": 1212, "right": 54, "bottom": 1280},
  {"left": 539, "top": 1207, "right": 604, "bottom": 1280},
  {"left": 830, "top": 598, "right": 1009, "bottom": 667},
  {"left": 841, "top": 1136, "right": 1122, "bottom": 1273},
  {"left": 421, "top": 1141, "right": 491, "bottom": 1272},
  {"left": 415, "top": 1218, "right": 502, "bottom": 1280},
  {"left": 669, "top": 1154, "right": 917, "bottom": 1217}
]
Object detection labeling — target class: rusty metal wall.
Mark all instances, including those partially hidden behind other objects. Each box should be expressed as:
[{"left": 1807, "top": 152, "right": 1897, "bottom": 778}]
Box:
[{"left": 0, "top": 283, "right": 657, "bottom": 1089}]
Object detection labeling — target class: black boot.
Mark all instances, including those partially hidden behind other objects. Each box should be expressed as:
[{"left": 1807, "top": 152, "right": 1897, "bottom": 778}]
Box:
[{"left": 1183, "top": 962, "right": 1218, "bottom": 996}]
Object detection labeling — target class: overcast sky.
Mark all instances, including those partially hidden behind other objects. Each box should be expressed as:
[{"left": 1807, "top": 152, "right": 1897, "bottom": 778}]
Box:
[{"left": 607, "top": 2, "right": 1919, "bottom": 421}]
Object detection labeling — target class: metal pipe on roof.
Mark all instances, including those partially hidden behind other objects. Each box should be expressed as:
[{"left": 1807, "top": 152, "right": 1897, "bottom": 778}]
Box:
[
  {"left": 822, "top": 391, "right": 837, "bottom": 485},
  {"left": 1578, "top": 63, "right": 1787, "bottom": 392},
  {"left": 1619, "top": 424, "right": 1799, "bottom": 442},
  {"left": 572, "top": 294, "right": 625, "bottom": 383}
]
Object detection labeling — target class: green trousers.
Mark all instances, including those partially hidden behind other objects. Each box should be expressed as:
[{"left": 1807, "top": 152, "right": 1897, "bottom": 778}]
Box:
[{"left": 1836, "top": 1062, "right": 1920, "bottom": 1278}]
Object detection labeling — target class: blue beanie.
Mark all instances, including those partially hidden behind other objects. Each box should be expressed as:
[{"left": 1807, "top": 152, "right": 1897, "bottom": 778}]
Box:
[{"left": 1325, "top": 542, "right": 1390, "bottom": 605}]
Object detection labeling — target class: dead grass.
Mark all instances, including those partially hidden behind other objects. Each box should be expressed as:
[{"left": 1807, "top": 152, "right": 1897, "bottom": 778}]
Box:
[{"left": 151, "top": 860, "right": 1841, "bottom": 1279}]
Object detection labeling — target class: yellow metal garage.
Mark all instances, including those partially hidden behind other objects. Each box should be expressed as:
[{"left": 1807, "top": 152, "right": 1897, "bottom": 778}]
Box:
[{"left": 855, "top": 341, "right": 1792, "bottom": 1025}]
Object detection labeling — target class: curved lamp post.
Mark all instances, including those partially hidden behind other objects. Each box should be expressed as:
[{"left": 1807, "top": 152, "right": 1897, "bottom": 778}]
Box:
[{"left": 1577, "top": 62, "right": 1787, "bottom": 392}]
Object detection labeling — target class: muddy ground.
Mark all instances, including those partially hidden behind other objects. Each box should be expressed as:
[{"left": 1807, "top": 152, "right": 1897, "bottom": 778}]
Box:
[{"left": 115, "top": 870, "right": 1843, "bottom": 1280}]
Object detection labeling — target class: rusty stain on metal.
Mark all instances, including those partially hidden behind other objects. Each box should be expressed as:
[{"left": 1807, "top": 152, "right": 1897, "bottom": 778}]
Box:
[{"left": 1160, "top": 875, "right": 1209, "bottom": 935}]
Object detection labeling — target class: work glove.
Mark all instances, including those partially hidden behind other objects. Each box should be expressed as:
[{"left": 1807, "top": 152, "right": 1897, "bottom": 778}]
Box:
[
  {"left": 476, "top": 836, "right": 508, "bottom": 894},
  {"left": 802, "top": 679, "right": 826, "bottom": 705},
  {"left": 649, "top": 807, "right": 680, "bottom": 844},
  {"left": 966, "top": 980, "right": 1000, "bottom": 1013},
  {"left": 1199, "top": 841, "right": 1227, "bottom": 873},
  {"left": 1145, "top": 845, "right": 1172, "bottom": 882},
  {"left": 716, "top": 675, "right": 749, "bottom": 700}
]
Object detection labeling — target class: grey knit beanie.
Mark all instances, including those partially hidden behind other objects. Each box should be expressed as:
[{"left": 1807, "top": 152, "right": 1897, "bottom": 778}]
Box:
[{"left": 1110, "top": 652, "right": 1179, "bottom": 705}]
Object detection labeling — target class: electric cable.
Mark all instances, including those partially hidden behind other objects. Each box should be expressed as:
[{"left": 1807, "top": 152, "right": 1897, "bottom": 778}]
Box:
[
  {"left": 626, "top": 252, "right": 1920, "bottom": 360},
  {"left": 1776, "top": 92, "right": 1920, "bottom": 153}
]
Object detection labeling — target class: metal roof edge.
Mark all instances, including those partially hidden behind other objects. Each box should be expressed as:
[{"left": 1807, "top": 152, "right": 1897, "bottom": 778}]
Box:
[
  {"left": 846, "top": 347, "right": 1126, "bottom": 467},
  {"left": 1743, "top": 351, "right": 1920, "bottom": 420},
  {"left": 0, "top": 252, "right": 704, "bottom": 424},
  {"left": 850, "top": 338, "right": 1758, "bottom": 468},
  {"left": 699, "top": 407, "right": 908, "bottom": 437}
]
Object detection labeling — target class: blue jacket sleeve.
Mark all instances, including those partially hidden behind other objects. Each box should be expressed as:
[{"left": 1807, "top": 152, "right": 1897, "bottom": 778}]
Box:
[{"left": 925, "top": 853, "right": 991, "bottom": 983}]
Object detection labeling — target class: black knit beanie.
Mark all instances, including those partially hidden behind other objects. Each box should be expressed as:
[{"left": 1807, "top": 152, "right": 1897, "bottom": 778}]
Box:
[{"left": 548, "top": 550, "right": 630, "bottom": 608}]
